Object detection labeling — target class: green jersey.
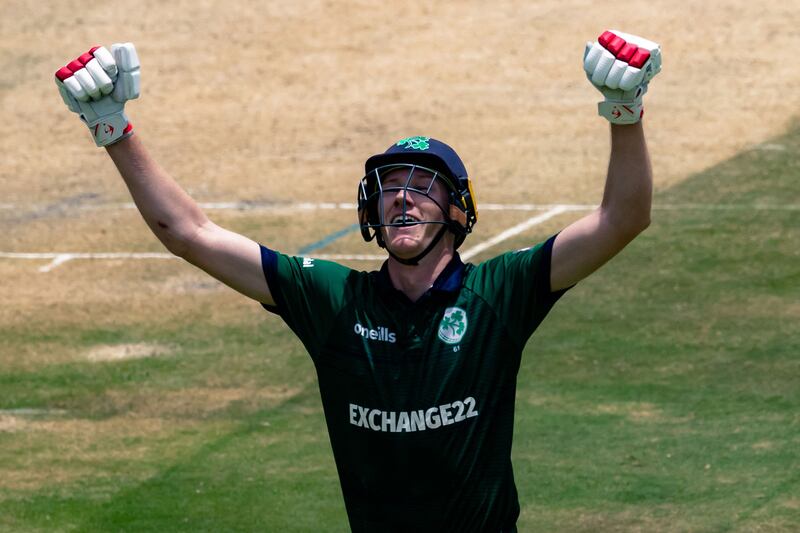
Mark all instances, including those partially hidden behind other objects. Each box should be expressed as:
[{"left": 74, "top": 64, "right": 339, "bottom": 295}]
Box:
[{"left": 260, "top": 236, "right": 567, "bottom": 532}]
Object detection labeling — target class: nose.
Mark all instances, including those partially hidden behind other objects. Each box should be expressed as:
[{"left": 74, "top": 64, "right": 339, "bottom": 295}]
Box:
[{"left": 391, "top": 186, "right": 416, "bottom": 209}]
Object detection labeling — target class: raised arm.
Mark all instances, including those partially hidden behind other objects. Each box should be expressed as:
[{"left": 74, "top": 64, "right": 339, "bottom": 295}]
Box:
[
  {"left": 55, "top": 43, "right": 273, "bottom": 305},
  {"left": 106, "top": 136, "right": 273, "bottom": 304},
  {"left": 551, "top": 122, "right": 651, "bottom": 291},
  {"left": 550, "top": 30, "right": 661, "bottom": 292}
]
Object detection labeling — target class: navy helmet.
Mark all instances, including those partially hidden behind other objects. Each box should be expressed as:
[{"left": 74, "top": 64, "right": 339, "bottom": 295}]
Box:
[{"left": 357, "top": 136, "right": 478, "bottom": 262}]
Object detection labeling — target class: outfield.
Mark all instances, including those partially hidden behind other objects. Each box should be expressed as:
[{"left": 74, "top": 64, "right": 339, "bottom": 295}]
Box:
[
  {"left": 2, "top": 1, "right": 800, "bottom": 531},
  {"left": 1, "top": 127, "right": 798, "bottom": 531}
]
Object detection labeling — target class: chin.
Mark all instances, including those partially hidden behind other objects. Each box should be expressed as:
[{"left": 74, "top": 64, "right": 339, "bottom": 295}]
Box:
[{"left": 388, "top": 241, "right": 422, "bottom": 258}]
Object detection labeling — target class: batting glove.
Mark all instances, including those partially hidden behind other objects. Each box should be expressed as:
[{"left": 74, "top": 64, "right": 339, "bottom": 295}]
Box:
[
  {"left": 55, "top": 43, "right": 140, "bottom": 147},
  {"left": 583, "top": 30, "right": 661, "bottom": 124}
]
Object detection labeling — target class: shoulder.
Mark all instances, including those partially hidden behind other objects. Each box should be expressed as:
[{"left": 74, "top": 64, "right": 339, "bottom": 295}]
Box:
[
  {"left": 262, "top": 246, "right": 359, "bottom": 280},
  {"left": 465, "top": 237, "right": 553, "bottom": 281},
  {"left": 461, "top": 236, "right": 560, "bottom": 306},
  {"left": 261, "top": 245, "right": 373, "bottom": 307}
]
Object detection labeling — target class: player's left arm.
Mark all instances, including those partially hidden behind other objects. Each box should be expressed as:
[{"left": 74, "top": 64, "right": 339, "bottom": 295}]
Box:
[
  {"left": 551, "top": 122, "right": 651, "bottom": 291},
  {"left": 550, "top": 30, "right": 661, "bottom": 292}
]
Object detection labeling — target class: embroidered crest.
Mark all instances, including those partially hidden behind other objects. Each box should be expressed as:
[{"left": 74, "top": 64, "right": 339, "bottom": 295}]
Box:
[{"left": 438, "top": 307, "right": 468, "bottom": 344}]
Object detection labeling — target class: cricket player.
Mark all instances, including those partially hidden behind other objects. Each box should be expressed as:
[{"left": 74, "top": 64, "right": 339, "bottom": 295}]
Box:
[{"left": 54, "top": 30, "right": 661, "bottom": 532}]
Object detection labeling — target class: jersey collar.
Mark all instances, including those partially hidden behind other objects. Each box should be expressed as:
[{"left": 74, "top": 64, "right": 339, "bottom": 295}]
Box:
[{"left": 377, "top": 252, "right": 466, "bottom": 300}]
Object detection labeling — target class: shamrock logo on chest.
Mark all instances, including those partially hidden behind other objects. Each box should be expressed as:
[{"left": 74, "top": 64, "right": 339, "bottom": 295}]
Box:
[{"left": 437, "top": 307, "right": 468, "bottom": 345}]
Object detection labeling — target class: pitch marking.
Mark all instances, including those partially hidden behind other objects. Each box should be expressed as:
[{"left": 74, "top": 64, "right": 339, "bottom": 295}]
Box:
[
  {"left": 461, "top": 205, "right": 581, "bottom": 261},
  {"left": 2, "top": 203, "right": 797, "bottom": 271}
]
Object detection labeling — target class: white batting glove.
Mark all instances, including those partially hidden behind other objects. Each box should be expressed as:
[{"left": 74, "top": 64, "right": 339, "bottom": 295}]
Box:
[
  {"left": 583, "top": 30, "right": 661, "bottom": 124},
  {"left": 55, "top": 44, "right": 140, "bottom": 147}
]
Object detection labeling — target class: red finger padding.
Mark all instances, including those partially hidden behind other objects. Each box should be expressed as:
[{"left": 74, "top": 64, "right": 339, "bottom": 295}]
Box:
[
  {"left": 629, "top": 48, "right": 651, "bottom": 68},
  {"left": 617, "top": 43, "right": 637, "bottom": 62},
  {"left": 55, "top": 66, "right": 74, "bottom": 81},
  {"left": 598, "top": 31, "right": 629, "bottom": 59},
  {"left": 606, "top": 35, "right": 626, "bottom": 55},
  {"left": 598, "top": 31, "right": 616, "bottom": 48},
  {"left": 56, "top": 46, "right": 104, "bottom": 80},
  {"left": 598, "top": 31, "right": 651, "bottom": 68}
]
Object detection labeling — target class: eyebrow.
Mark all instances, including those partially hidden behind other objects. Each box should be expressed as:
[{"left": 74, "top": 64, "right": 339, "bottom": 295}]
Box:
[{"left": 382, "top": 173, "right": 434, "bottom": 184}]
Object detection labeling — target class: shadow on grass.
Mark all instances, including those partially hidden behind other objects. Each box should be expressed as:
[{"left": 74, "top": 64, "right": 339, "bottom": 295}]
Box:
[
  {"left": 513, "top": 122, "right": 800, "bottom": 532},
  {"left": 3, "top": 123, "right": 799, "bottom": 532}
]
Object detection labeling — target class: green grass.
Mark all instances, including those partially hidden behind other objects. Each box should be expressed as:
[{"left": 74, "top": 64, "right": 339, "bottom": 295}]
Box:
[
  {"left": 511, "top": 125, "right": 800, "bottom": 531},
  {"left": 1, "top": 125, "right": 798, "bottom": 531}
]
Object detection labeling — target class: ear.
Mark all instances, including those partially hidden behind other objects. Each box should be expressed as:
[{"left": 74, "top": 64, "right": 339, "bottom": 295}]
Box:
[
  {"left": 449, "top": 204, "right": 467, "bottom": 226},
  {"left": 358, "top": 207, "right": 375, "bottom": 243}
]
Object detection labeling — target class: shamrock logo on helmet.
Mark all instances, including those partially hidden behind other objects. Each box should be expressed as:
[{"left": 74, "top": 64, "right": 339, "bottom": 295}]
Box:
[{"left": 396, "top": 136, "right": 431, "bottom": 151}]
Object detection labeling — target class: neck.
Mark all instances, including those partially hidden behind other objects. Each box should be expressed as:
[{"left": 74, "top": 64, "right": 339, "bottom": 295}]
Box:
[{"left": 386, "top": 242, "right": 454, "bottom": 302}]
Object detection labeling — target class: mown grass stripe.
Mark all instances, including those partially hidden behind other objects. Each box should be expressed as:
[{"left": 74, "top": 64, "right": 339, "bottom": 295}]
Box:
[
  {"left": 296, "top": 223, "right": 360, "bottom": 255},
  {"left": 2, "top": 123, "right": 798, "bottom": 531}
]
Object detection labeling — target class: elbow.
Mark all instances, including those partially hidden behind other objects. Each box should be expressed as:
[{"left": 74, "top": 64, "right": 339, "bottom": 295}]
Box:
[
  {"left": 162, "top": 237, "right": 190, "bottom": 258},
  {"left": 603, "top": 208, "right": 651, "bottom": 243},
  {"left": 158, "top": 233, "right": 191, "bottom": 258},
  {"left": 152, "top": 220, "right": 197, "bottom": 258},
  {"left": 636, "top": 214, "right": 651, "bottom": 234},
  {"left": 624, "top": 214, "right": 651, "bottom": 240},
  {"left": 166, "top": 221, "right": 217, "bottom": 263},
  {"left": 622, "top": 201, "right": 651, "bottom": 236}
]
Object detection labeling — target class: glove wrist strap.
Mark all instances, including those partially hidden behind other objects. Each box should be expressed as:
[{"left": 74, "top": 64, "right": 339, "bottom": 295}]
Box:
[
  {"left": 598, "top": 99, "right": 643, "bottom": 125},
  {"left": 84, "top": 111, "right": 133, "bottom": 147}
]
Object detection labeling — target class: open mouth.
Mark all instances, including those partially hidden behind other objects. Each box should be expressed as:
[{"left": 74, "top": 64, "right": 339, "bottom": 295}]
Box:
[{"left": 390, "top": 214, "right": 420, "bottom": 226}]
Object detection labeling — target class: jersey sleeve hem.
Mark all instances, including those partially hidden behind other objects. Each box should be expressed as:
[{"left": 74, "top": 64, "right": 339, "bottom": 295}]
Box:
[
  {"left": 259, "top": 245, "right": 284, "bottom": 316},
  {"left": 541, "top": 234, "right": 572, "bottom": 303}
]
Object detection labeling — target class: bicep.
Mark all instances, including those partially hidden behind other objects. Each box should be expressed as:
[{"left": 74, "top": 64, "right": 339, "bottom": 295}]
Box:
[
  {"left": 182, "top": 221, "right": 275, "bottom": 305},
  {"left": 550, "top": 208, "right": 640, "bottom": 291}
]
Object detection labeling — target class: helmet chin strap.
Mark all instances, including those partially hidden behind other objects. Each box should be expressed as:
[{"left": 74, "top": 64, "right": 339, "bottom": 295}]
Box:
[{"left": 384, "top": 224, "right": 449, "bottom": 266}]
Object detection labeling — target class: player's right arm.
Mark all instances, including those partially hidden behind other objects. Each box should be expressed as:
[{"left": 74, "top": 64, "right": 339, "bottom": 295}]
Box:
[
  {"left": 55, "top": 43, "right": 274, "bottom": 306},
  {"left": 106, "top": 136, "right": 274, "bottom": 305}
]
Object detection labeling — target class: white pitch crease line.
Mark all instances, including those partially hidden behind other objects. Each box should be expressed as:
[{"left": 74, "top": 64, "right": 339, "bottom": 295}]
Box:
[
  {"left": 0, "top": 253, "right": 61, "bottom": 259},
  {"left": 0, "top": 252, "right": 174, "bottom": 260},
  {"left": 4, "top": 201, "right": 800, "bottom": 213},
  {"left": 461, "top": 205, "right": 584, "bottom": 261},
  {"left": 79, "top": 202, "right": 584, "bottom": 211},
  {"left": 313, "top": 254, "right": 386, "bottom": 261},
  {"left": 80, "top": 202, "right": 363, "bottom": 212},
  {"left": 0, "top": 252, "right": 175, "bottom": 273},
  {"left": 39, "top": 254, "right": 75, "bottom": 273},
  {"left": 80, "top": 202, "right": 581, "bottom": 212},
  {"left": 479, "top": 203, "right": 597, "bottom": 211},
  {"left": 0, "top": 200, "right": 568, "bottom": 271},
  {"left": 651, "top": 204, "right": 800, "bottom": 211},
  {"left": 0, "top": 198, "right": 795, "bottom": 270}
]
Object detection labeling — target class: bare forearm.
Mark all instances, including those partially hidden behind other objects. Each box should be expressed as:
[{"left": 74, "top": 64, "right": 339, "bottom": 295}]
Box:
[
  {"left": 105, "top": 135, "right": 208, "bottom": 255},
  {"left": 601, "top": 122, "right": 652, "bottom": 234}
]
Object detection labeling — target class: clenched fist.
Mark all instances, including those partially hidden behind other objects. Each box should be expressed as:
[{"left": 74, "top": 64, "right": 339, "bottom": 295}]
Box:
[
  {"left": 584, "top": 30, "right": 661, "bottom": 124},
  {"left": 55, "top": 43, "right": 140, "bottom": 146}
]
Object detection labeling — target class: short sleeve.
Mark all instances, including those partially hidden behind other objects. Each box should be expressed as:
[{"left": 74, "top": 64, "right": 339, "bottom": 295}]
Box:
[
  {"left": 466, "top": 235, "right": 569, "bottom": 345},
  {"left": 260, "top": 245, "right": 353, "bottom": 354}
]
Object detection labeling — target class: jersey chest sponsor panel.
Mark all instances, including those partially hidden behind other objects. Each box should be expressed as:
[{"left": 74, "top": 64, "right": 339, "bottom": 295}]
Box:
[
  {"left": 260, "top": 241, "right": 564, "bottom": 531},
  {"left": 316, "top": 285, "right": 519, "bottom": 407},
  {"left": 311, "top": 281, "right": 522, "bottom": 531},
  {"left": 347, "top": 395, "right": 479, "bottom": 433}
]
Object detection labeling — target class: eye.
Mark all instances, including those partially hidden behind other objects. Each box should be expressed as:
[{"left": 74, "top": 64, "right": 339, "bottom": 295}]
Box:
[
  {"left": 379, "top": 172, "right": 407, "bottom": 188},
  {"left": 383, "top": 176, "right": 402, "bottom": 186}
]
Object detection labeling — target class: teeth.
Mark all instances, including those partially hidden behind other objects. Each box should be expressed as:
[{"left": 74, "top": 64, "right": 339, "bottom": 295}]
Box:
[{"left": 392, "top": 215, "right": 418, "bottom": 224}]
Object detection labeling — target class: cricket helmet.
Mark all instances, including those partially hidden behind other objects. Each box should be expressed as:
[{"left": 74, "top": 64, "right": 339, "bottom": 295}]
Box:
[{"left": 357, "top": 136, "right": 478, "bottom": 263}]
